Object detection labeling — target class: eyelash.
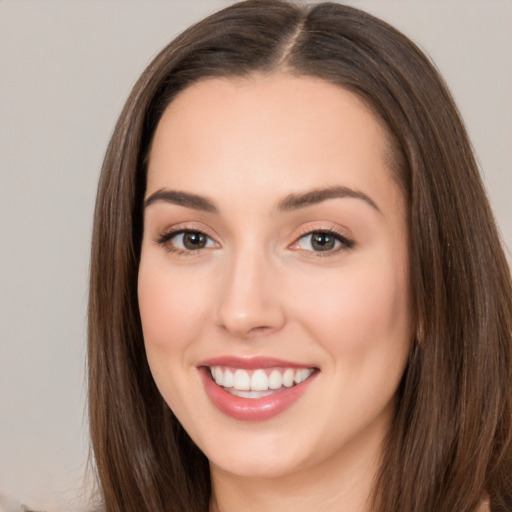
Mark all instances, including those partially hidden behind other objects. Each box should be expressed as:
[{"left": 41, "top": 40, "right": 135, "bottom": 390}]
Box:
[
  {"left": 154, "top": 228, "right": 354, "bottom": 256},
  {"left": 290, "top": 228, "right": 354, "bottom": 257},
  {"left": 154, "top": 229, "right": 217, "bottom": 256}
]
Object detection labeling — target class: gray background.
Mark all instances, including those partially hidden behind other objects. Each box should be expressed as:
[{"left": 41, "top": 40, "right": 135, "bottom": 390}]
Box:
[{"left": 1, "top": 1, "right": 510, "bottom": 509}]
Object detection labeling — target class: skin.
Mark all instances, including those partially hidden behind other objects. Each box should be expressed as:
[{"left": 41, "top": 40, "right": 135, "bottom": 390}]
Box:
[{"left": 138, "top": 73, "right": 413, "bottom": 512}]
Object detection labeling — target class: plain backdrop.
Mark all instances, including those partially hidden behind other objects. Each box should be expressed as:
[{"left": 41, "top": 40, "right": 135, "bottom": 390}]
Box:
[{"left": 0, "top": 1, "right": 510, "bottom": 510}]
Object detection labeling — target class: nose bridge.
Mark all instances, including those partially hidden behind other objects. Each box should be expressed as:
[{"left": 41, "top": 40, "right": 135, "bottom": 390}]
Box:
[{"left": 215, "top": 239, "right": 285, "bottom": 338}]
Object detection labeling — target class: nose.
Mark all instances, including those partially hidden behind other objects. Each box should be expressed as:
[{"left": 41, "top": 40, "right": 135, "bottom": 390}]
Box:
[{"left": 215, "top": 248, "right": 286, "bottom": 339}]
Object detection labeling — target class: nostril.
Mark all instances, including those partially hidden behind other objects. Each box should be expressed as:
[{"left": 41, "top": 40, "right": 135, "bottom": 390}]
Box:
[
  {"left": 221, "top": 323, "right": 275, "bottom": 338},
  {"left": 247, "top": 325, "right": 274, "bottom": 336}
]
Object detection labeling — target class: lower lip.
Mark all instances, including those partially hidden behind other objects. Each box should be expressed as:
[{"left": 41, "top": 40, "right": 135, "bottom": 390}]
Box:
[{"left": 199, "top": 368, "right": 317, "bottom": 421}]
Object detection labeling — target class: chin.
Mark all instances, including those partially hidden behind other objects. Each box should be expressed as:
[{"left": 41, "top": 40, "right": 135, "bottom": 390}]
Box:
[{"left": 209, "top": 451, "right": 306, "bottom": 480}]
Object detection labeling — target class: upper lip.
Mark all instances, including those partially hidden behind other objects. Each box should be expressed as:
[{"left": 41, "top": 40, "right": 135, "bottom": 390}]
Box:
[{"left": 198, "top": 356, "right": 316, "bottom": 370}]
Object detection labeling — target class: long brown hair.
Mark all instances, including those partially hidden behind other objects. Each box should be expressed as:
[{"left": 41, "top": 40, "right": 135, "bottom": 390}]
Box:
[{"left": 88, "top": 1, "right": 512, "bottom": 510}]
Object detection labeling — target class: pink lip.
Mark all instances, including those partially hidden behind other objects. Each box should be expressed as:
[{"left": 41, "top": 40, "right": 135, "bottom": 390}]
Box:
[
  {"left": 199, "top": 356, "right": 312, "bottom": 370},
  {"left": 197, "top": 356, "right": 318, "bottom": 422}
]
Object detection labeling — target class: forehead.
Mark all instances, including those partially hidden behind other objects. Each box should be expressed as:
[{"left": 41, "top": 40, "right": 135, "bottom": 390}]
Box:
[
  {"left": 152, "top": 73, "right": 384, "bottom": 153},
  {"left": 147, "top": 73, "right": 402, "bottom": 214}
]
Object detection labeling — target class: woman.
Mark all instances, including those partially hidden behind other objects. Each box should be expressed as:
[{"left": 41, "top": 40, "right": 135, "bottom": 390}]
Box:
[{"left": 88, "top": 1, "right": 512, "bottom": 511}]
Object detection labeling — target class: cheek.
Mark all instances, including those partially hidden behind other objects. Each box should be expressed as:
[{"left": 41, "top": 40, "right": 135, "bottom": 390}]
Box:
[
  {"left": 292, "top": 253, "right": 412, "bottom": 363},
  {"left": 137, "top": 257, "right": 209, "bottom": 368},
  {"left": 138, "top": 255, "right": 218, "bottom": 431},
  {"left": 294, "top": 255, "right": 412, "bottom": 428}
]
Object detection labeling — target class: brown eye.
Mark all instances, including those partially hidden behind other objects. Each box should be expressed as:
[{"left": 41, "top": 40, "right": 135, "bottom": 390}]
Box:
[
  {"left": 310, "top": 232, "right": 336, "bottom": 251},
  {"left": 182, "top": 231, "right": 208, "bottom": 250},
  {"left": 292, "top": 230, "right": 354, "bottom": 253},
  {"left": 156, "top": 229, "right": 218, "bottom": 253}
]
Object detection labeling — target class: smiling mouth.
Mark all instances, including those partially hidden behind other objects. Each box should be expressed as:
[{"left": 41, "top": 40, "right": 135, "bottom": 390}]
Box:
[{"left": 207, "top": 366, "right": 316, "bottom": 399}]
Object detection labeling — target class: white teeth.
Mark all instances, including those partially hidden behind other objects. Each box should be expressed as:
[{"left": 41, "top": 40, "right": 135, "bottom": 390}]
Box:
[
  {"left": 268, "top": 369, "right": 282, "bottom": 389},
  {"left": 282, "top": 368, "right": 295, "bottom": 387},
  {"left": 233, "top": 369, "right": 251, "bottom": 390},
  {"left": 230, "top": 389, "right": 274, "bottom": 399},
  {"left": 250, "top": 369, "right": 269, "bottom": 391},
  {"left": 294, "top": 368, "right": 314, "bottom": 384},
  {"left": 209, "top": 366, "right": 314, "bottom": 394},
  {"left": 223, "top": 368, "right": 234, "bottom": 388},
  {"left": 213, "top": 366, "right": 224, "bottom": 386}
]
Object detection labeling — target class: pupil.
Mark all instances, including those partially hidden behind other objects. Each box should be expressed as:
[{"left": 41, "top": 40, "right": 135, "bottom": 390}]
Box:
[
  {"left": 312, "top": 233, "right": 334, "bottom": 251},
  {"left": 183, "top": 232, "right": 206, "bottom": 250}
]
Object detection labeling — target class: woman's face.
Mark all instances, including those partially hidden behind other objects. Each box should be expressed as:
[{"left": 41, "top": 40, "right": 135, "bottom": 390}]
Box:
[{"left": 138, "top": 74, "right": 413, "bottom": 479}]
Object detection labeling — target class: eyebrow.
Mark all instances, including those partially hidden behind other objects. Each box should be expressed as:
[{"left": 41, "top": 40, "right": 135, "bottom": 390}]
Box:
[
  {"left": 277, "top": 186, "right": 381, "bottom": 213},
  {"left": 144, "top": 188, "right": 218, "bottom": 213},
  {"left": 144, "top": 185, "right": 380, "bottom": 214}
]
